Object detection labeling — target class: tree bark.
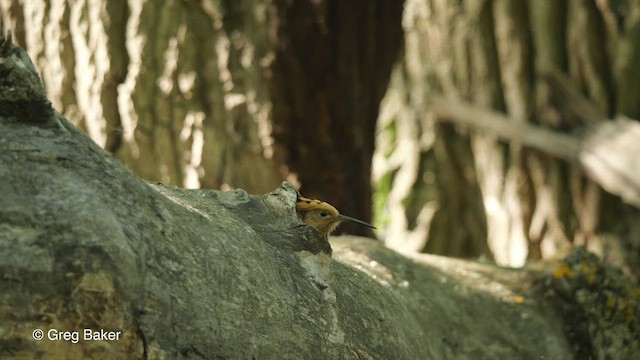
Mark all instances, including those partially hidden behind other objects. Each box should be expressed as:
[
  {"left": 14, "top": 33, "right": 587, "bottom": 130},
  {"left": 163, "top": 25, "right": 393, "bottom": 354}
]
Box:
[
  {"left": 374, "top": 0, "right": 640, "bottom": 277},
  {"left": 0, "top": 0, "right": 403, "bottom": 234},
  {"left": 271, "top": 0, "right": 403, "bottom": 235}
]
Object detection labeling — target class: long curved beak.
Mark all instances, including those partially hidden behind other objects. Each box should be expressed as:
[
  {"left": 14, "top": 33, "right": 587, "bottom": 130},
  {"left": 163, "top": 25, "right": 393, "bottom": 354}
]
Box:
[{"left": 337, "top": 214, "right": 376, "bottom": 229}]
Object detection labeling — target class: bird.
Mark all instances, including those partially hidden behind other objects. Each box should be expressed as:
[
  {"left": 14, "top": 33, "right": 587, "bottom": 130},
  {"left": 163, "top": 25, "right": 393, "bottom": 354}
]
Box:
[{"left": 296, "top": 195, "right": 376, "bottom": 236}]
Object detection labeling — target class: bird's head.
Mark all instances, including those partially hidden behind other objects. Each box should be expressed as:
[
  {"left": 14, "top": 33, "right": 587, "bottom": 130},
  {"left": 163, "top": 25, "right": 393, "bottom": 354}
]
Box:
[{"left": 296, "top": 196, "right": 376, "bottom": 236}]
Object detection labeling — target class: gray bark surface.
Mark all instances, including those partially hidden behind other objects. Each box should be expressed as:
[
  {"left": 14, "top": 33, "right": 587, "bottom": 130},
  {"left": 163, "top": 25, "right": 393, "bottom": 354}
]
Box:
[{"left": 0, "top": 114, "right": 573, "bottom": 359}]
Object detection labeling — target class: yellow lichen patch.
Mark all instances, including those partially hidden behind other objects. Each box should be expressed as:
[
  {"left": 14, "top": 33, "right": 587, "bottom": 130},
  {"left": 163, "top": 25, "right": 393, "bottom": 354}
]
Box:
[
  {"left": 513, "top": 295, "right": 526, "bottom": 304},
  {"left": 579, "top": 263, "right": 599, "bottom": 284},
  {"left": 623, "top": 304, "right": 637, "bottom": 324},
  {"left": 553, "top": 263, "right": 574, "bottom": 279}
]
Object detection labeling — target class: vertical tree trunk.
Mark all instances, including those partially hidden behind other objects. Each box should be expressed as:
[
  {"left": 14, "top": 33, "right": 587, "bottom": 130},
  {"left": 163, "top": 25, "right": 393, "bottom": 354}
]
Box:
[
  {"left": 375, "top": 0, "right": 640, "bottom": 276},
  {"left": 272, "top": 0, "right": 403, "bottom": 234}
]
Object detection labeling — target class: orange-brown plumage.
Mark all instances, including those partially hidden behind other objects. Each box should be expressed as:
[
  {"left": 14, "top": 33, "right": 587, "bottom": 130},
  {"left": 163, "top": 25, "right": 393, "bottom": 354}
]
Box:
[{"left": 296, "top": 195, "right": 376, "bottom": 236}]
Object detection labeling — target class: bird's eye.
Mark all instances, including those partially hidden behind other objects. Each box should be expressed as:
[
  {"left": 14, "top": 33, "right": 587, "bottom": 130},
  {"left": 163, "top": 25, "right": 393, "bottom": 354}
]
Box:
[{"left": 319, "top": 211, "right": 328, "bottom": 217}]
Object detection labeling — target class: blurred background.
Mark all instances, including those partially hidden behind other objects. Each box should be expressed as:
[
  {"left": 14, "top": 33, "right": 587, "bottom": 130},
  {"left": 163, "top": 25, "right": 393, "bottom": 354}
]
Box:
[{"left": 2, "top": 0, "right": 638, "bottom": 279}]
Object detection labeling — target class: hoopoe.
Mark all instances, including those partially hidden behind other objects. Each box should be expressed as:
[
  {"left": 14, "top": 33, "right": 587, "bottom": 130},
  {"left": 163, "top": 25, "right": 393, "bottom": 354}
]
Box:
[{"left": 296, "top": 195, "right": 376, "bottom": 236}]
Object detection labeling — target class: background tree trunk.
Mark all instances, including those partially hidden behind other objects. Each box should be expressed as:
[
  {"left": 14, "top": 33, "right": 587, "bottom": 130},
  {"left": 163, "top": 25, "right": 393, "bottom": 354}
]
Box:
[
  {"left": 271, "top": 0, "right": 403, "bottom": 235},
  {"left": 0, "top": 0, "right": 403, "bottom": 235},
  {"left": 374, "top": 0, "right": 640, "bottom": 277}
]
